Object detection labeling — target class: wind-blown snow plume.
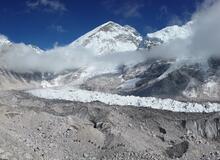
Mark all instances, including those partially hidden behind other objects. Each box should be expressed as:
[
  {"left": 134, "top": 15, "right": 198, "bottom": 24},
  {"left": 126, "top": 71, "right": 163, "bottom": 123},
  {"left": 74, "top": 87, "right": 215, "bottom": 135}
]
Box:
[{"left": 150, "top": 0, "right": 220, "bottom": 60}]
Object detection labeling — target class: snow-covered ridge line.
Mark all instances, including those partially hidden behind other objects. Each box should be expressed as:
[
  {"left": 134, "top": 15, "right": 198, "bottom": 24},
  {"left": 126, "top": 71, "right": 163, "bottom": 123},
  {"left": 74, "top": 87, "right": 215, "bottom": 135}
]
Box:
[
  {"left": 70, "top": 21, "right": 143, "bottom": 55},
  {"left": 146, "top": 21, "right": 193, "bottom": 43},
  {"left": 27, "top": 87, "right": 220, "bottom": 113}
]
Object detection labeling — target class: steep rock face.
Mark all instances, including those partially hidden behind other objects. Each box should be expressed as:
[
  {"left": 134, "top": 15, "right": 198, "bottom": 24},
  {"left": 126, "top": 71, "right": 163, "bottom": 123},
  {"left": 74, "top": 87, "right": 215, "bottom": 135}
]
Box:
[
  {"left": 0, "top": 69, "right": 40, "bottom": 90},
  {"left": 0, "top": 69, "right": 57, "bottom": 90},
  {"left": 70, "top": 21, "right": 143, "bottom": 55},
  {"left": 114, "top": 57, "right": 220, "bottom": 102},
  {"left": 0, "top": 66, "right": 82, "bottom": 90},
  {"left": 185, "top": 113, "right": 220, "bottom": 140}
]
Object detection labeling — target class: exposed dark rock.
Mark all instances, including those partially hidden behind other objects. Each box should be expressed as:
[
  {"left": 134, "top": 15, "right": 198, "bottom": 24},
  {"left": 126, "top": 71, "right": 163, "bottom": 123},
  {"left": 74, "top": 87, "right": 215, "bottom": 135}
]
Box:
[
  {"left": 186, "top": 114, "right": 220, "bottom": 140},
  {"left": 166, "top": 141, "right": 189, "bottom": 159},
  {"left": 159, "top": 127, "right": 166, "bottom": 134}
]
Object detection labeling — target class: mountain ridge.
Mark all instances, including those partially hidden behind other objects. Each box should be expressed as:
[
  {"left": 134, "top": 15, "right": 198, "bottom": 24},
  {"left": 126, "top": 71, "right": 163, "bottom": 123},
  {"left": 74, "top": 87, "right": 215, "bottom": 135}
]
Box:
[
  {"left": 0, "top": 21, "right": 193, "bottom": 55},
  {"left": 70, "top": 21, "right": 143, "bottom": 55},
  {"left": 70, "top": 21, "right": 193, "bottom": 53}
]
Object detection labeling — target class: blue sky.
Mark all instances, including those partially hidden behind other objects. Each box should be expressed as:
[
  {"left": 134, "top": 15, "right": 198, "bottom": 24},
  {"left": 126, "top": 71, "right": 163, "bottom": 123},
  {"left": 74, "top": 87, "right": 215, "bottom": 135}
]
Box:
[{"left": 0, "top": 0, "right": 203, "bottom": 49}]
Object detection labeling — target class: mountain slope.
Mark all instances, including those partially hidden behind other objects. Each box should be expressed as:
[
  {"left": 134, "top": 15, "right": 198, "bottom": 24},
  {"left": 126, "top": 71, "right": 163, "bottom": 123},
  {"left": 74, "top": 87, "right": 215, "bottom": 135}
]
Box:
[
  {"left": 0, "top": 34, "right": 43, "bottom": 56},
  {"left": 141, "top": 22, "right": 193, "bottom": 49},
  {"left": 70, "top": 21, "right": 143, "bottom": 55},
  {"left": 0, "top": 35, "right": 46, "bottom": 90}
]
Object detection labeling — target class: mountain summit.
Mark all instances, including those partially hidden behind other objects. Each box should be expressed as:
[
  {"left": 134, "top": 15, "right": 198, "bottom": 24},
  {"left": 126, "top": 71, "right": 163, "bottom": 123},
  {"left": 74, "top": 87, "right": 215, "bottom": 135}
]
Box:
[
  {"left": 145, "top": 21, "right": 193, "bottom": 47},
  {"left": 70, "top": 21, "right": 143, "bottom": 55}
]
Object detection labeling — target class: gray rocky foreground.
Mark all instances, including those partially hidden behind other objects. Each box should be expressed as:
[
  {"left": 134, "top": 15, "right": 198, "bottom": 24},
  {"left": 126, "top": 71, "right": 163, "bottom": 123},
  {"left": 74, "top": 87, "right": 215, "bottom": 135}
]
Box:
[{"left": 0, "top": 90, "right": 219, "bottom": 160}]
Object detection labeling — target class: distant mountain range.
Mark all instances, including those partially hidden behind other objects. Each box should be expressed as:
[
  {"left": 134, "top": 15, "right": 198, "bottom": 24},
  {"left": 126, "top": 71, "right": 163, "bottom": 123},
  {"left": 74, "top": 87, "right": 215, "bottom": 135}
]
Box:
[
  {"left": 69, "top": 21, "right": 193, "bottom": 55},
  {"left": 1, "top": 21, "right": 220, "bottom": 104},
  {"left": 0, "top": 21, "right": 192, "bottom": 55}
]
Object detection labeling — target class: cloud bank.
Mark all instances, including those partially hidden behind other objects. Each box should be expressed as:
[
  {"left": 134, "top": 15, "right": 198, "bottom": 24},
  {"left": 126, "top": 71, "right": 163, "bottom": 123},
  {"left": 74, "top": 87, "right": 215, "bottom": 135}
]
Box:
[
  {"left": 0, "top": 42, "right": 146, "bottom": 74},
  {"left": 102, "top": 0, "right": 144, "bottom": 18}
]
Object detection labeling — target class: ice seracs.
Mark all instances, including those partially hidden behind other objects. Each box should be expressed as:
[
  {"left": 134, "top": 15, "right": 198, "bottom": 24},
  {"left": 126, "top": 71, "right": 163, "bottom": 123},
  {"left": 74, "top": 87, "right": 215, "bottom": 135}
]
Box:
[
  {"left": 27, "top": 87, "right": 220, "bottom": 113},
  {"left": 70, "top": 21, "right": 143, "bottom": 55}
]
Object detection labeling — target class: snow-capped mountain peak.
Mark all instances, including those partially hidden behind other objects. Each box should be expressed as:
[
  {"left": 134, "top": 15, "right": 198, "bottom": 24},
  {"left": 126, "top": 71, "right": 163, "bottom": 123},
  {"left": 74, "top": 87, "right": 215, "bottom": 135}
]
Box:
[
  {"left": 0, "top": 33, "right": 43, "bottom": 55},
  {"left": 149, "top": 21, "right": 192, "bottom": 42},
  {"left": 142, "top": 21, "right": 193, "bottom": 48},
  {"left": 70, "top": 21, "right": 143, "bottom": 55}
]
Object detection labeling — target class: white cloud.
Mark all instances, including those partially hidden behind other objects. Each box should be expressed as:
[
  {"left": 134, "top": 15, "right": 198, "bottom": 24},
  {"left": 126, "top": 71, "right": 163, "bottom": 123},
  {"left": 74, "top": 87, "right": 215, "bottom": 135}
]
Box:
[
  {"left": 150, "top": 0, "right": 220, "bottom": 61},
  {"left": 49, "top": 24, "right": 66, "bottom": 33},
  {"left": 0, "top": 41, "right": 146, "bottom": 74},
  {"left": 159, "top": 5, "right": 168, "bottom": 18},
  {"left": 26, "top": 0, "right": 67, "bottom": 12},
  {"left": 168, "top": 15, "right": 184, "bottom": 26},
  {"left": 158, "top": 5, "right": 189, "bottom": 26},
  {"left": 115, "top": 2, "right": 144, "bottom": 18},
  {"left": 102, "top": 0, "right": 144, "bottom": 18}
]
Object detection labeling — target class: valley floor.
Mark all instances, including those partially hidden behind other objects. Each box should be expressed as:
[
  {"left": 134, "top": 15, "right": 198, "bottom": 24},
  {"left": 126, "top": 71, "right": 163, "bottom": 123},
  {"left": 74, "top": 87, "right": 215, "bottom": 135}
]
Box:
[{"left": 0, "top": 90, "right": 219, "bottom": 160}]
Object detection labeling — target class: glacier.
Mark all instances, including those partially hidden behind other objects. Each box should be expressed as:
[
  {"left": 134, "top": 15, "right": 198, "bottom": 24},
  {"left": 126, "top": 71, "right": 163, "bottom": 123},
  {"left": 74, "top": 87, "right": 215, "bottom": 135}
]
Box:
[{"left": 27, "top": 87, "right": 220, "bottom": 113}]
